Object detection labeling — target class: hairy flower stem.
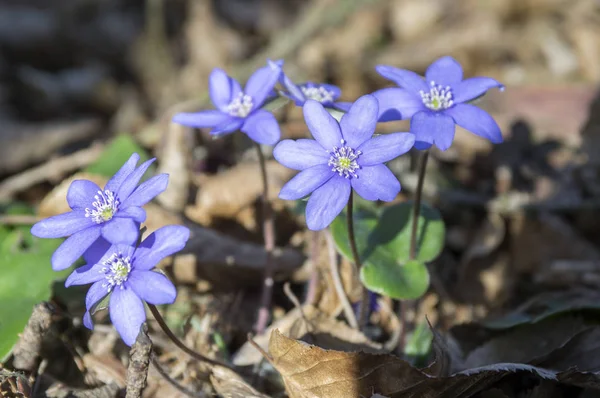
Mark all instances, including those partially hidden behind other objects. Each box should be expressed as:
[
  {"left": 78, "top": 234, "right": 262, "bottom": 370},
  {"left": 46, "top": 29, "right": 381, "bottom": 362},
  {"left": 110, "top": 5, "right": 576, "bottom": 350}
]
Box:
[
  {"left": 304, "top": 231, "right": 320, "bottom": 305},
  {"left": 254, "top": 143, "right": 276, "bottom": 334},
  {"left": 325, "top": 229, "right": 359, "bottom": 329},
  {"left": 409, "top": 150, "right": 429, "bottom": 260},
  {"left": 347, "top": 193, "right": 370, "bottom": 329},
  {"left": 147, "top": 304, "right": 233, "bottom": 369}
]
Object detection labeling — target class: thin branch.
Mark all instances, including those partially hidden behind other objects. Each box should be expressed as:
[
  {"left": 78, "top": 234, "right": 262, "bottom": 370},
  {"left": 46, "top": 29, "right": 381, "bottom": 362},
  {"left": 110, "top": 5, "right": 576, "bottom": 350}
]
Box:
[
  {"left": 147, "top": 305, "right": 233, "bottom": 370},
  {"left": 151, "top": 355, "right": 206, "bottom": 398},
  {"left": 0, "top": 143, "right": 104, "bottom": 201}
]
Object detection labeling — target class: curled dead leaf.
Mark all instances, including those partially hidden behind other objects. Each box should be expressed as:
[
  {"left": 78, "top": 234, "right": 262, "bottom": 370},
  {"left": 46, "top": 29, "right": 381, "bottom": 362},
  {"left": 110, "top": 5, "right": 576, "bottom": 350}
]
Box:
[{"left": 185, "top": 160, "right": 294, "bottom": 229}]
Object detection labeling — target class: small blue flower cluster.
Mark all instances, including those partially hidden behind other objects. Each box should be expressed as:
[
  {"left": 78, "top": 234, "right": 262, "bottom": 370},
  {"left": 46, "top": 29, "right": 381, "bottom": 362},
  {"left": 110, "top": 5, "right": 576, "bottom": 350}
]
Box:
[
  {"left": 173, "top": 56, "right": 503, "bottom": 230},
  {"left": 32, "top": 154, "right": 189, "bottom": 345},
  {"left": 32, "top": 55, "right": 502, "bottom": 345}
]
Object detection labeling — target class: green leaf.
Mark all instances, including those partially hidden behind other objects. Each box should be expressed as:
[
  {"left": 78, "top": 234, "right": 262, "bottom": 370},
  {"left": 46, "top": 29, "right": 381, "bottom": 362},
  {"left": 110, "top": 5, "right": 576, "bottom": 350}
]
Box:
[
  {"left": 404, "top": 320, "right": 433, "bottom": 357},
  {"left": 331, "top": 201, "right": 444, "bottom": 299},
  {"left": 0, "top": 233, "right": 68, "bottom": 361},
  {"left": 85, "top": 134, "right": 152, "bottom": 178}
]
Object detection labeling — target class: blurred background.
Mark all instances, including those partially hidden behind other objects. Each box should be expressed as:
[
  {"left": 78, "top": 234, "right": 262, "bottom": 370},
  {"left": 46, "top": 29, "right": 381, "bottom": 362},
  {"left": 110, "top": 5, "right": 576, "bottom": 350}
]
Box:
[{"left": 0, "top": 0, "right": 599, "bottom": 176}]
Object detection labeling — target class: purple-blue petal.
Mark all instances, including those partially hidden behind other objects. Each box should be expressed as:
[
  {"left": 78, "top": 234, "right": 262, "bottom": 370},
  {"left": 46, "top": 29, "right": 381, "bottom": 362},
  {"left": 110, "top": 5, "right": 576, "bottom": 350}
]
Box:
[
  {"left": 109, "top": 286, "right": 146, "bottom": 346},
  {"left": 333, "top": 102, "right": 352, "bottom": 112},
  {"left": 120, "top": 174, "right": 168, "bottom": 208},
  {"left": 273, "top": 139, "right": 329, "bottom": 170},
  {"left": 352, "top": 164, "right": 400, "bottom": 202},
  {"left": 372, "top": 87, "right": 424, "bottom": 122},
  {"left": 114, "top": 206, "right": 146, "bottom": 223},
  {"left": 411, "top": 111, "right": 455, "bottom": 151},
  {"left": 414, "top": 141, "right": 433, "bottom": 151},
  {"left": 31, "top": 210, "right": 93, "bottom": 239},
  {"left": 210, "top": 116, "right": 244, "bottom": 136},
  {"left": 117, "top": 158, "right": 155, "bottom": 200},
  {"left": 65, "top": 261, "right": 106, "bottom": 287},
  {"left": 83, "top": 311, "right": 94, "bottom": 329},
  {"left": 452, "top": 77, "right": 504, "bottom": 104},
  {"left": 445, "top": 104, "right": 503, "bottom": 144},
  {"left": 209, "top": 68, "right": 241, "bottom": 111},
  {"left": 303, "top": 100, "right": 343, "bottom": 149},
  {"left": 425, "top": 56, "right": 463, "bottom": 86},
  {"left": 67, "top": 180, "right": 101, "bottom": 210},
  {"left": 305, "top": 176, "right": 351, "bottom": 231},
  {"left": 340, "top": 94, "right": 378, "bottom": 148},
  {"left": 280, "top": 73, "right": 305, "bottom": 104},
  {"left": 134, "top": 225, "right": 190, "bottom": 271},
  {"left": 375, "top": 65, "right": 428, "bottom": 94},
  {"left": 105, "top": 153, "right": 140, "bottom": 193},
  {"left": 101, "top": 218, "right": 139, "bottom": 245},
  {"left": 279, "top": 164, "right": 334, "bottom": 200},
  {"left": 86, "top": 280, "right": 108, "bottom": 311},
  {"left": 357, "top": 132, "right": 415, "bottom": 166},
  {"left": 128, "top": 270, "right": 177, "bottom": 305},
  {"left": 52, "top": 226, "right": 102, "bottom": 271},
  {"left": 241, "top": 110, "right": 281, "bottom": 145},
  {"left": 83, "top": 237, "right": 112, "bottom": 265},
  {"left": 244, "top": 63, "right": 282, "bottom": 108},
  {"left": 172, "top": 110, "right": 230, "bottom": 129}
]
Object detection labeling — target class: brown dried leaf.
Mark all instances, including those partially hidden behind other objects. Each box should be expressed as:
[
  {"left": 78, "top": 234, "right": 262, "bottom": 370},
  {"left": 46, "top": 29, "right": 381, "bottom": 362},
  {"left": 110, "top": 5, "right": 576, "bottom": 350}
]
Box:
[
  {"left": 185, "top": 160, "right": 294, "bottom": 229},
  {"left": 155, "top": 122, "right": 193, "bottom": 212},
  {"left": 233, "top": 305, "right": 381, "bottom": 367},
  {"left": 267, "top": 330, "right": 565, "bottom": 398},
  {"left": 268, "top": 329, "right": 424, "bottom": 398}
]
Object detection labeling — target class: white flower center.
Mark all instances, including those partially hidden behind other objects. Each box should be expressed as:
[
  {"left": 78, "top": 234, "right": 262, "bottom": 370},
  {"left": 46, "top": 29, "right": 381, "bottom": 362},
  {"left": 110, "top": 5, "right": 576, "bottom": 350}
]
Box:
[
  {"left": 419, "top": 81, "right": 454, "bottom": 111},
  {"left": 85, "top": 190, "right": 119, "bottom": 224},
  {"left": 301, "top": 85, "right": 335, "bottom": 103},
  {"left": 226, "top": 92, "right": 253, "bottom": 118},
  {"left": 101, "top": 252, "right": 132, "bottom": 292},
  {"left": 328, "top": 139, "right": 361, "bottom": 179}
]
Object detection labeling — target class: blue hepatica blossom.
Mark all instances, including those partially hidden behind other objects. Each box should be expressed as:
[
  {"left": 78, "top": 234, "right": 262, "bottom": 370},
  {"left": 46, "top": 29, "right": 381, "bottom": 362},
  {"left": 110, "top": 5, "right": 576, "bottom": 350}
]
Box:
[
  {"left": 274, "top": 95, "right": 415, "bottom": 230},
  {"left": 172, "top": 62, "right": 282, "bottom": 145},
  {"left": 31, "top": 153, "right": 168, "bottom": 271},
  {"left": 65, "top": 226, "right": 190, "bottom": 346},
  {"left": 372, "top": 56, "right": 504, "bottom": 151},
  {"left": 269, "top": 59, "right": 346, "bottom": 109}
]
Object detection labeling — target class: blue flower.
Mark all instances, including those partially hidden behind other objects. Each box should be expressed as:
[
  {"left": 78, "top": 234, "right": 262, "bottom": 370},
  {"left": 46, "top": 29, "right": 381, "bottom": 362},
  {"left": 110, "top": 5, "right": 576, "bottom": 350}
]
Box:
[
  {"left": 64, "top": 225, "right": 190, "bottom": 346},
  {"left": 269, "top": 59, "right": 344, "bottom": 109},
  {"left": 31, "top": 154, "right": 168, "bottom": 271},
  {"left": 372, "top": 56, "right": 504, "bottom": 151},
  {"left": 172, "top": 62, "right": 283, "bottom": 145},
  {"left": 274, "top": 95, "right": 415, "bottom": 230}
]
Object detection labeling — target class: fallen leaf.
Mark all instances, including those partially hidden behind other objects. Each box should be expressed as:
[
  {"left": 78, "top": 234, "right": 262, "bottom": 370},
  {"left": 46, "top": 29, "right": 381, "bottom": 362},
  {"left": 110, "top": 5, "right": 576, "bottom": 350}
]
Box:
[{"left": 185, "top": 160, "right": 294, "bottom": 229}]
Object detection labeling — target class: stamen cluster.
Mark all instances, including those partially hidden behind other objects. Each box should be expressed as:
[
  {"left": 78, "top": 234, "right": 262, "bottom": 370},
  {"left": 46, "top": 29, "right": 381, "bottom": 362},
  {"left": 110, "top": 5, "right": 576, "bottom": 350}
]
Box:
[
  {"left": 301, "top": 86, "right": 335, "bottom": 104},
  {"left": 328, "top": 139, "right": 362, "bottom": 179},
  {"left": 101, "top": 252, "right": 132, "bottom": 292},
  {"left": 226, "top": 93, "right": 254, "bottom": 118},
  {"left": 85, "top": 190, "right": 119, "bottom": 224},
  {"left": 419, "top": 81, "right": 454, "bottom": 111}
]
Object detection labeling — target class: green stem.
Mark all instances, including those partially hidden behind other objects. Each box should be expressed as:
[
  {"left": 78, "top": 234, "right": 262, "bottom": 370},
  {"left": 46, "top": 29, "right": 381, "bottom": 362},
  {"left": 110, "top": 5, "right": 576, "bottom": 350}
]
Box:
[
  {"left": 347, "top": 193, "right": 370, "bottom": 328},
  {"left": 409, "top": 150, "right": 429, "bottom": 260}
]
